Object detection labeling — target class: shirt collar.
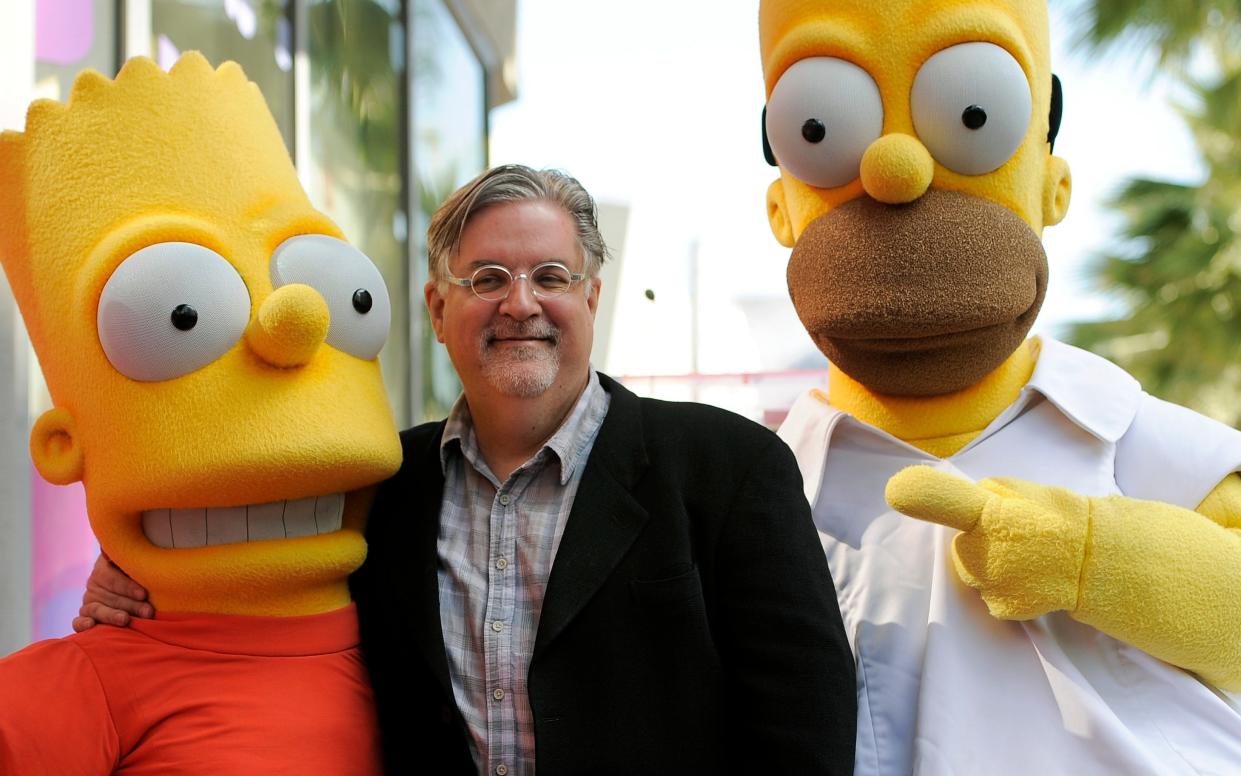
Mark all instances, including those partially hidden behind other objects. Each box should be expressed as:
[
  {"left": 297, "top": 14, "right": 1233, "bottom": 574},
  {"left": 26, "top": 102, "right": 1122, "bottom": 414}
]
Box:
[
  {"left": 778, "top": 337, "right": 1144, "bottom": 508},
  {"left": 440, "top": 369, "right": 609, "bottom": 486},
  {"left": 1020, "top": 337, "right": 1142, "bottom": 444}
]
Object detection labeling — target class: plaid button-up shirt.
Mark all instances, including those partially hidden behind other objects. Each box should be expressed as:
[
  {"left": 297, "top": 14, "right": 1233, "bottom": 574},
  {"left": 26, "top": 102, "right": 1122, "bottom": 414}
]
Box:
[{"left": 437, "top": 371, "right": 610, "bottom": 776}]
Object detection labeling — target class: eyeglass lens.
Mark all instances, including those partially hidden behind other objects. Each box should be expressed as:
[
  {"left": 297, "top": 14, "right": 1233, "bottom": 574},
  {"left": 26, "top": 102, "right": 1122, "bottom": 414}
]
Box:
[{"left": 471, "top": 264, "right": 575, "bottom": 300}]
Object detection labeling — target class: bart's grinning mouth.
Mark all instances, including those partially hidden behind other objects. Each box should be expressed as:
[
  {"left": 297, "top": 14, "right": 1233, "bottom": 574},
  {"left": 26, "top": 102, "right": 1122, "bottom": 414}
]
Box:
[{"left": 141, "top": 493, "right": 346, "bottom": 549}]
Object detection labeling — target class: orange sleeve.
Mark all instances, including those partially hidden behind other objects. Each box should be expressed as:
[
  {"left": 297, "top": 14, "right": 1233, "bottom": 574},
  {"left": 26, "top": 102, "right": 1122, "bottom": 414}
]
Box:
[{"left": 0, "top": 639, "right": 120, "bottom": 773}]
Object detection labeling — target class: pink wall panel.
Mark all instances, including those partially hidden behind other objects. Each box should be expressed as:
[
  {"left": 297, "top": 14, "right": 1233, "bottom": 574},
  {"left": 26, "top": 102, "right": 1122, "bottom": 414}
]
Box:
[
  {"left": 31, "top": 467, "right": 96, "bottom": 641},
  {"left": 35, "top": 0, "right": 95, "bottom": 65}
]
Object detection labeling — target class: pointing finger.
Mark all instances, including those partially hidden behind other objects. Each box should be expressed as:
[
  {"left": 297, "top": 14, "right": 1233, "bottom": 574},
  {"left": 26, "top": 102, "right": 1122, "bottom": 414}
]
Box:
[{"left": 885, "top": 465, "right": 991, "bottom": 533}]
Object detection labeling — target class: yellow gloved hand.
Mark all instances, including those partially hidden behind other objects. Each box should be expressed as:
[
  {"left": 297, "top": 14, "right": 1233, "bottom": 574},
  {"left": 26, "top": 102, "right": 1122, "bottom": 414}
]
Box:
[
  {"left": 886, "top": 466, "right": 1241, "bottom": 690},
  {"left": 884, "top": 466, "right": 1089, "bottom": 620}
]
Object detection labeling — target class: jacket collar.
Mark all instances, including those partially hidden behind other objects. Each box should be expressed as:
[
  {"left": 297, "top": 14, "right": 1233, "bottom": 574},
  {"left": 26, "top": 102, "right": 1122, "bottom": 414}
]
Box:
[
  {"left": 533, "top": 372, "right": 651, "bottom": 656},
  {"left": 407, "top": 419, "right": 455, "bottom": 698}
]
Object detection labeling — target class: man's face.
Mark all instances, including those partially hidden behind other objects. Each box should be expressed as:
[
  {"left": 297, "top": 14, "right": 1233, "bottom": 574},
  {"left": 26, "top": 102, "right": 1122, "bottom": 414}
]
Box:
[{"left": 426, "top": 200, "right": 600, "bottom": 401}]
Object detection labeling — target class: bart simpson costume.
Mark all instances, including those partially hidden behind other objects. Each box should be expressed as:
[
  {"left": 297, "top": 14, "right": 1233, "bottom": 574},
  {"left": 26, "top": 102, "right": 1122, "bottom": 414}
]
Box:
[
  {"left": 0, "top": 54, "right": 401, "bottom": 773},
  {"left": 759, "top": 1, "right": 1241, "bottom": 773}
]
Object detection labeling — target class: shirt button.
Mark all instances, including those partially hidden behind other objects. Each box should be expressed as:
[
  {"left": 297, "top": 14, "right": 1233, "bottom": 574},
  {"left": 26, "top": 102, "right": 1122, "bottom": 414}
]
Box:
[
  {"left": 493, "top": 688, "right": 505, "bottom": 701},
  {"left": 492, "top": 620, "right": 504, "bottom": 633},
  {"left": 495, "top": 557, "right": 508, "bottom": 570},
  {"left": 496, "top": 765, "right": 508, "bottom": 776},
  {"left": 498, "top": 493, "right": 511, "bottom": 506}
]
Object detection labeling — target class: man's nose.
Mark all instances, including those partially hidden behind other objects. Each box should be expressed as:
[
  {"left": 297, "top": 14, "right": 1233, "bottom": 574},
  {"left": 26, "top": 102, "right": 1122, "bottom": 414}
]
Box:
[
  {"left": 498, "top": 274, "right": 541, "bottom": 319},
  {"left": 245, "top": 283, "right": 330, "bottom": 367},
  {"left": 859, "top": 133, "right": 935, "bottom": 205}
]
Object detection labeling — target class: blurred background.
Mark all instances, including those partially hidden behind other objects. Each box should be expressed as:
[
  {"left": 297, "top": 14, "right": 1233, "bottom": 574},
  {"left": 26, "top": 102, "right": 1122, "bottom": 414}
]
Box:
[{"left": 1, "top": 0, "right": 1237, "bottom": 653}]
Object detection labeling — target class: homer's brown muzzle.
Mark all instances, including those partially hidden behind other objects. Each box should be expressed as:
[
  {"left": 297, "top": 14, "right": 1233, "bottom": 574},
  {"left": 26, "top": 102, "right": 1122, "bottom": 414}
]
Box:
[{"left": 787, "top": 189, "right": 1048, "bottom": 396}]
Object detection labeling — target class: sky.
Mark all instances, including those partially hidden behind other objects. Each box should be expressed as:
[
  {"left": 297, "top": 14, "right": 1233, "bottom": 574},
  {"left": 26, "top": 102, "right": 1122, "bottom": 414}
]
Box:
[{"left": 489, "top": 0, "right": 1204, "bottom": 380}]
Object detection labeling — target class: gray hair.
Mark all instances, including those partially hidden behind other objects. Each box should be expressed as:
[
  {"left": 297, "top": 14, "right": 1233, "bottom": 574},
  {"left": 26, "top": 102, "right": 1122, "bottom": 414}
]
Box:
[{"left": 426, "top": 164, "right": 610, "bottom": 288}]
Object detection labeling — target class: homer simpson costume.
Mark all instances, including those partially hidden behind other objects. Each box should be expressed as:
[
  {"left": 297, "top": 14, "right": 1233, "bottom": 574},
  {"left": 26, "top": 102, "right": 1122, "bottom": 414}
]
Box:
[
  {"left": 759, "top": 1, "right": 1241, "bottom": 774},
  {"left": 0, "top": 54, "right": 401, "bottom": 773}
]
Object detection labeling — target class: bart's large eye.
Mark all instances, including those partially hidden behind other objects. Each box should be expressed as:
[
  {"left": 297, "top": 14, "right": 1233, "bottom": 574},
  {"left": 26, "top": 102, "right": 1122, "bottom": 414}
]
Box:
[
  {"left": 911, "top": 42, "right": 1032, "bottom": 175},
  {"left": 270, "top": 235, "right": 391, "bottom": 360},
  {"left": 764, "top": 57, "right": 883, "bottom": 189},
  {"left": 97, "top": 243, "right": 251, "bottom": 382}
]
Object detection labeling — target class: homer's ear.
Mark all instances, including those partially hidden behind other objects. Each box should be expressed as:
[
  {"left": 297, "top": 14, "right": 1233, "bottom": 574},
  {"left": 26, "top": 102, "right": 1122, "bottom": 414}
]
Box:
[
  {"left": 1042, "top": 155, "right": 1071, "bottom": 227},
  {"left": 767, "top": 179, "right": 795, "bottom": 248},
  {"left": 30, "top": 407, "right": 84, "bottom": 485}
]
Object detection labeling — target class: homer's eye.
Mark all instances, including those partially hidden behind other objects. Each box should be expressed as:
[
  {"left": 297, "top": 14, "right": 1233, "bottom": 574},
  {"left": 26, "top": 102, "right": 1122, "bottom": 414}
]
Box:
[
  {"left": 911, "top": 42, "right": 1032, "bottom": 175},
  {"left": 97, "top": 242, "right": 250, "bottom": 382},
  {"left": 270, "top": 234, "right": 391, "bottom": 360},
  {"left": 764, "top": 57, "right": 883, "bottom": 189}
]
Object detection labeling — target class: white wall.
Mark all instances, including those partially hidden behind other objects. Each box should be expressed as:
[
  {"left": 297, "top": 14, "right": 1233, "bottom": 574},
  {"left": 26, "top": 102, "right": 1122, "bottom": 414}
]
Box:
[{"left": 0, "top": 0, "right": 35, "bottom": 656}]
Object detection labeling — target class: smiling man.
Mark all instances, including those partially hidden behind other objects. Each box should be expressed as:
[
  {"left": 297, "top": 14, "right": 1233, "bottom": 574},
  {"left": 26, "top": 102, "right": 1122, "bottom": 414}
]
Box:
[
  {"left": 351, "top": 164, "right": 856, "bottom": 775},
  {"left": 82, "top": 164, "right": 858, "bottom": 776}
]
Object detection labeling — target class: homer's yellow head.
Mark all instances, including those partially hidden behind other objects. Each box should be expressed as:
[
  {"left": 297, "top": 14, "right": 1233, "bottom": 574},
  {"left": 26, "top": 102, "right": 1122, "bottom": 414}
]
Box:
[
  {"left": 0, "top": 54, "right": 402, "bottom": 615},
  {"left": 760, "top": 0, "right": 1072, "bottom": 395}
]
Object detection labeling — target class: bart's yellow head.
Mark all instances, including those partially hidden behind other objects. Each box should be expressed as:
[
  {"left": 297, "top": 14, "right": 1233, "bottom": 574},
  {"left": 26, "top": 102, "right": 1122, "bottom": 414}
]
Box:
[
  {"left": 760, "top": 0, "right": 1072, "bottom": 395},
  {"left": 0, "top": 54, "right": 402, "bottom": 615}
]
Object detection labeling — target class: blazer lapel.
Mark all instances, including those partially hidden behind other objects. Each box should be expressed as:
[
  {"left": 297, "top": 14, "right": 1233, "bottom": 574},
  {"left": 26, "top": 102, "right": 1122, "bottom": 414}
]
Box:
[
  {"left": 405, "top": 422, "right": 455, "bottom": 699},
  {"left": 534, "top": 375, "right": 650, "bottom": 654}
]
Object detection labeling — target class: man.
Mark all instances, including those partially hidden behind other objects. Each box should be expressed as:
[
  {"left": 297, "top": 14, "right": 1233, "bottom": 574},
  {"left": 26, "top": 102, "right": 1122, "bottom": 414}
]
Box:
[{"left": 78, "top": 164, "right": 857, "bottom": 775}]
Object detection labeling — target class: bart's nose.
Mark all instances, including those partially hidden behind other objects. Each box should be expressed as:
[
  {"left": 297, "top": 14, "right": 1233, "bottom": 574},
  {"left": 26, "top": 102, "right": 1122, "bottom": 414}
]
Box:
[
  {"left": 246, "top": 284, "right": 330, "bottom": 367},
  {"left": 859, "top": 134, "right": 935, "bottom": 205}
]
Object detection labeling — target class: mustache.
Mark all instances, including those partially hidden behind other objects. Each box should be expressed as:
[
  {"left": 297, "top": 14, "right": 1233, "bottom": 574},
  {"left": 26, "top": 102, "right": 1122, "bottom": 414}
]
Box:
[{"left": 483, "top": 320, "right": 560, "bottom": 344}]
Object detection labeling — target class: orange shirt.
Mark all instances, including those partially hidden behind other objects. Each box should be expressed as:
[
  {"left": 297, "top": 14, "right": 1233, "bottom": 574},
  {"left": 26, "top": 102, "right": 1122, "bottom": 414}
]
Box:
[{"left": 0, "top": 604, "right": 380, "bottom": 775}]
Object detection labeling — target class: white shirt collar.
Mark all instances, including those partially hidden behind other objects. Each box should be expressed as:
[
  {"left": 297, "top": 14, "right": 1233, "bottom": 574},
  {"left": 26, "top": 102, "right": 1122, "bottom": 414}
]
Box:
[{"left": 779, "top": 338, "right": 1143, "bottom": 508}]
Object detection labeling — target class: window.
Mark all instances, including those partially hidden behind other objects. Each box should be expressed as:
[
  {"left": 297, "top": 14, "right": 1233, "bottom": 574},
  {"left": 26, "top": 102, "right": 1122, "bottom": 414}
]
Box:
[
  {"left": 411, "top": 0, "right": 486, "bottom": 420},
  {"left": 305, "top": 0, "right": 410, "bottom": 423}
]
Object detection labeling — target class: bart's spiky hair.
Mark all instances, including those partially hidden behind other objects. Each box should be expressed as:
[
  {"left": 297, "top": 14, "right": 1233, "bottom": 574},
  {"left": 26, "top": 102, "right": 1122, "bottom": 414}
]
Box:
[{"left": 0, "top": 53, "right": 309, "bottom": 402}]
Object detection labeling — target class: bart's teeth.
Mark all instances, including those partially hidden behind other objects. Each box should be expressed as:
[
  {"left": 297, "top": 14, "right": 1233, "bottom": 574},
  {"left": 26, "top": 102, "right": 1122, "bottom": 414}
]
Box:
[{"left": 140, "top": 493, "right": 346, "bottom": 549}]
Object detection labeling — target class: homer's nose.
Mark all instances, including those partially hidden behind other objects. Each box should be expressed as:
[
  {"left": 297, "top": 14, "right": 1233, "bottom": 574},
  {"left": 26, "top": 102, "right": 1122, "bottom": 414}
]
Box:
[
  {"left": 859, "top": 134, "right": 935, "bottom": 205},
  {"left": 246, "top": 283, "right": 330, "bottom": 368}
]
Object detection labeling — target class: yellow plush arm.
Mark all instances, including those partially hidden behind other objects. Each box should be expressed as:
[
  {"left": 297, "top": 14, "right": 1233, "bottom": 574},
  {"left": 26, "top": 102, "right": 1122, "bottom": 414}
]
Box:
[
  {"left": 887, "top": 467, "right": 1241, "bottom": 691},
  {"left": 1197, "top": 473, "right": 1241, "bottom": 532}
]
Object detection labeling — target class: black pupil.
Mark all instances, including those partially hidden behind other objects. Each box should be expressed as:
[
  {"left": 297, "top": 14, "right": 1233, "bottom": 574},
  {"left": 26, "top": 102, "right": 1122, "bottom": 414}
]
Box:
[
  {"left": 801, "top": 118, "right": 827, "bottom": 143},
  {"left": 352, "top": 288, "right": 373, "bottom": 314},
  {"left": 171, "top": 304, "right": 198, "bottom": 331},
  {"left": 962, "top": 105, "right": 988, "bottom": 130}
]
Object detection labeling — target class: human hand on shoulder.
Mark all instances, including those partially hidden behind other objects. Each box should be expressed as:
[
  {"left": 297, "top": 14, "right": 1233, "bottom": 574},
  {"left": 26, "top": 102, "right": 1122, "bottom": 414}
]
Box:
[{"left": 72, "top": 552, "right": 154, "bottom": 631}]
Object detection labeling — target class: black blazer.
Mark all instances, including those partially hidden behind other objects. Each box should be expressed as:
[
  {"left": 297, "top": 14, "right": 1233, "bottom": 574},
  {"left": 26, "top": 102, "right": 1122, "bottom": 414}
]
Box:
[{"left": 352, "top": 374, "right": 855, "bottom": 775}]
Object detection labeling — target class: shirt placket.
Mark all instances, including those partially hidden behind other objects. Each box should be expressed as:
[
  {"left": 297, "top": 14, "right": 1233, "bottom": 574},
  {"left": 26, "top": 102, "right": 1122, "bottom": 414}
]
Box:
[{"left": 484, "top": 476, "right": 520, "bottom": 776}]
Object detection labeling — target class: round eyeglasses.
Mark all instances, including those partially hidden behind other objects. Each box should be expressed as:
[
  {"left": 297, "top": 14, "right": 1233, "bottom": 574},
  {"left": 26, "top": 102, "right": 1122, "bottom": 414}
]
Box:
[{"left": 445, "top": 262, "right": 587, "bottom": 302}]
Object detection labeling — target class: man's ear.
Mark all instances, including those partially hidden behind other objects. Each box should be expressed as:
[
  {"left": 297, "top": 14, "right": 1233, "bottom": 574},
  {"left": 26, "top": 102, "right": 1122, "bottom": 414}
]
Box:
[
  {"left": 30, "top": 407, "right": 84, "bottom": 485},
  {"left": 423, "top": 280, "right": 447, "bottom": 344},
  {"left": 586, "top": 276, "right": 601, "bottom": 318},
  {"left": 1042, "top": 156, "right": 1071, "bottom": 227},
  {"left": 767, "top": 179, "right": 795, "bottom": 247}
]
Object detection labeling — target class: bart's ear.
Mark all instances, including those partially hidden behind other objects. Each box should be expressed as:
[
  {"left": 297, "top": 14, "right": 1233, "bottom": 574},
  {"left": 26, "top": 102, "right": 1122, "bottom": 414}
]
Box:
[
  {"left": 1042, "top": 155, "right": 1071, "bottom": 227},
  {"left": 767, "top": 179, "right": 795, "bottom": 247},
  {"left": 30, "top": 407, "right": 84, "bottom": 485}
]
